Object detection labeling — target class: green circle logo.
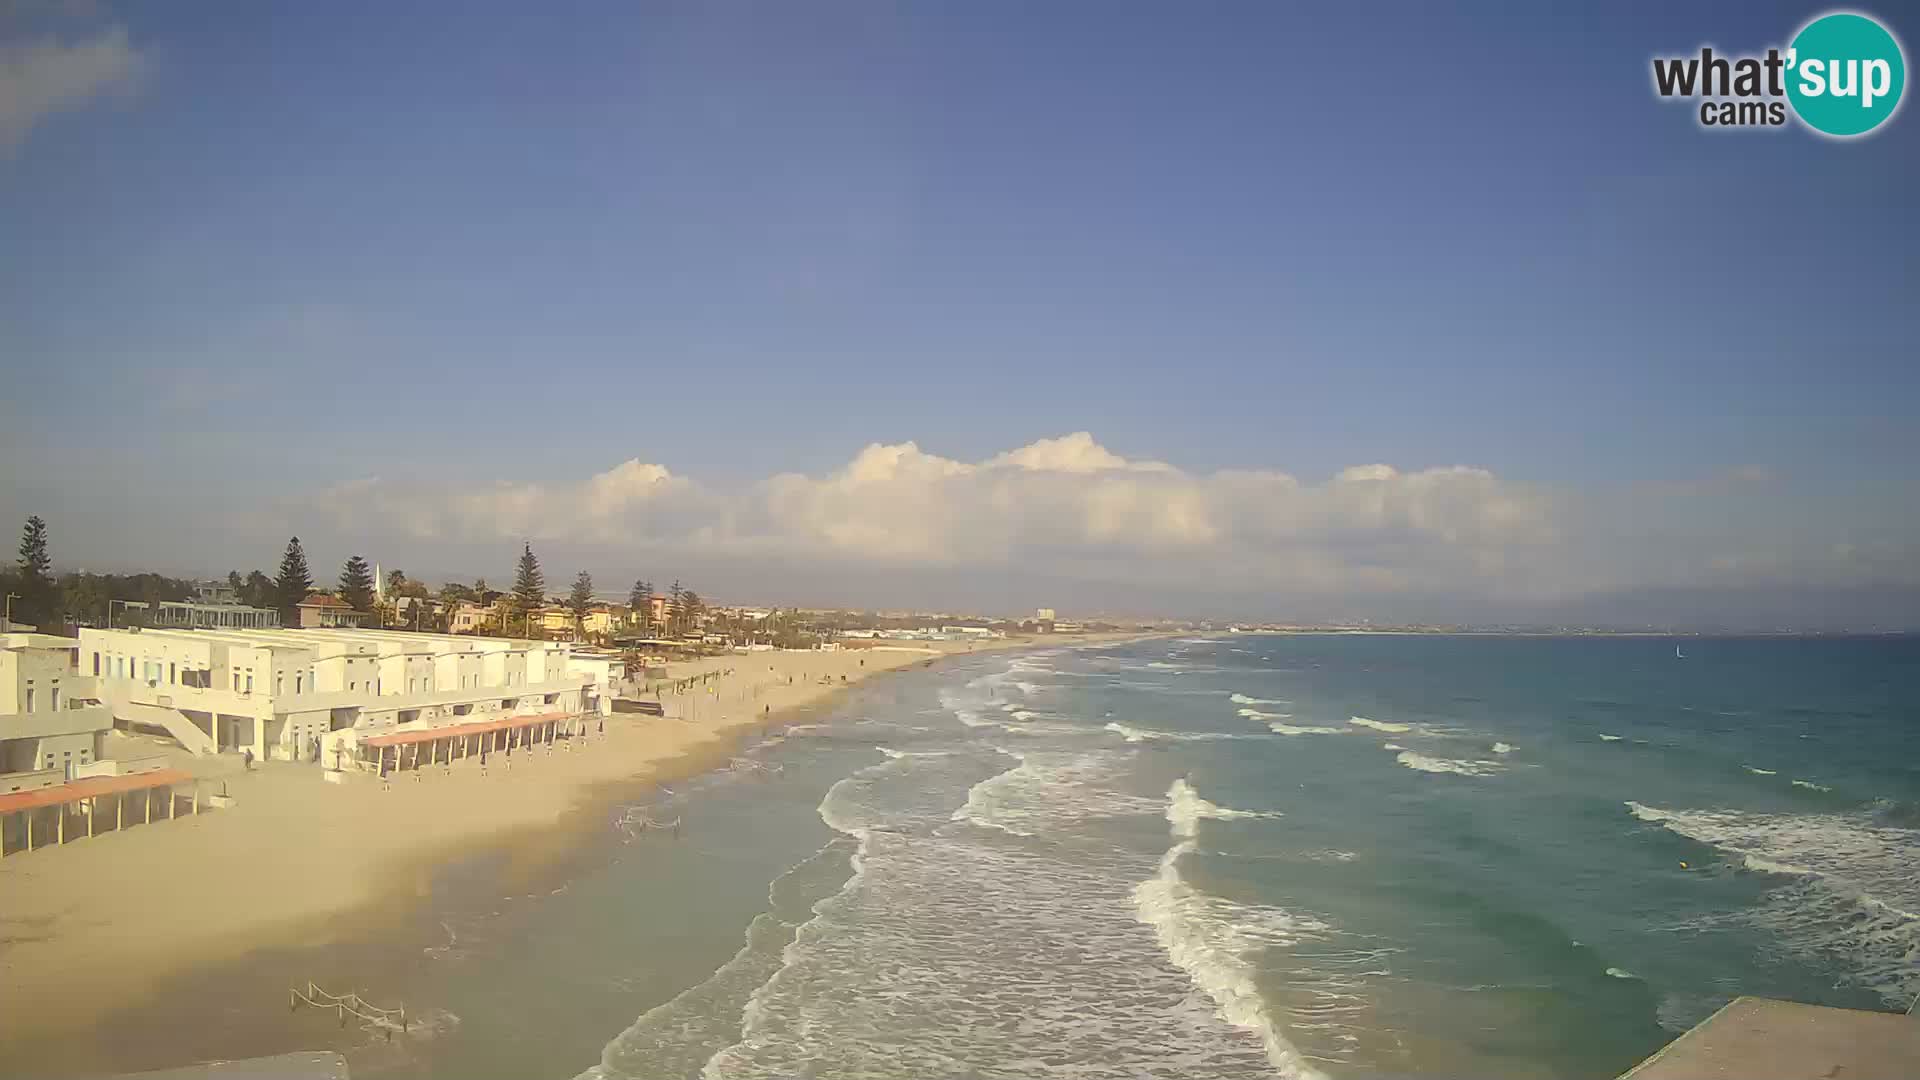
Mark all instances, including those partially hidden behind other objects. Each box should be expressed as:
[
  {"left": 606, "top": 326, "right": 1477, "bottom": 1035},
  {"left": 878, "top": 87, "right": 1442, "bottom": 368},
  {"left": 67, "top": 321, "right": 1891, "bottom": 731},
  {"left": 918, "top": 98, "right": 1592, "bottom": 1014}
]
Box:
[{"left": 1787, "top": 12, "right": 1906, "bottom": 137}]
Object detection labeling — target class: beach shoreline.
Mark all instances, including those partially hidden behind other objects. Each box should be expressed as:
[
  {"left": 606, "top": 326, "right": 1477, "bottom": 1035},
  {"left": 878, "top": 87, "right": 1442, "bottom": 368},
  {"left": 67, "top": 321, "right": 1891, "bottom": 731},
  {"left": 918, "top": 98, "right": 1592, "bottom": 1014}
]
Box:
[{"left": 0, "top": 632, "right": 1157, "bottom": 1077}]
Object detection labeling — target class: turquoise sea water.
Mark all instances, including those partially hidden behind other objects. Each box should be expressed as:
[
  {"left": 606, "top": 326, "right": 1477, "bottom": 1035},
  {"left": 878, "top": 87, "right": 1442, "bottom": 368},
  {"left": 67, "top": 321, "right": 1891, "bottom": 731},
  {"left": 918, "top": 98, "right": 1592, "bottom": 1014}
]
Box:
[{"left": 386, "top": 635, "right": 1919, "bottom": 1080}]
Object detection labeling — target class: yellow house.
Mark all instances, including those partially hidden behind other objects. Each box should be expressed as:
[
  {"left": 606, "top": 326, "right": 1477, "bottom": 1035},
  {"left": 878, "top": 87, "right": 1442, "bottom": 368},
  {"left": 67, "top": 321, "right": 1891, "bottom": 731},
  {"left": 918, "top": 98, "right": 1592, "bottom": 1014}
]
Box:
[
  {"left": 582, "top": 608, "right": 619, "bottom": 638},
  {"left": 536, "top": 608, "right": 575, "bottom": 639}
]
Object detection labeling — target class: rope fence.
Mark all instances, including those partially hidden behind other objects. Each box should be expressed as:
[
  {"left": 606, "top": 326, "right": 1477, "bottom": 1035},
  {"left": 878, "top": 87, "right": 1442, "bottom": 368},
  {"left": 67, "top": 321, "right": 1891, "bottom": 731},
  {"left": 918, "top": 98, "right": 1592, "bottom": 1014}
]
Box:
[{"left": 289, "top": 980, "right": 408, "bottom": 1040}]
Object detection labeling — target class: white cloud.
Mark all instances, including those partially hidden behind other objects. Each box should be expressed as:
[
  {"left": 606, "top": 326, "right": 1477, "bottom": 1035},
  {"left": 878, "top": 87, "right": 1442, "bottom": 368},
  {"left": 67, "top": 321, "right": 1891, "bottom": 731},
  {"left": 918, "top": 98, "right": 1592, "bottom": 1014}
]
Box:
[
  {"left": 315, "top": 459, "right": 694, "bottom": 545},
  {"left": 0, "top": 24, "right": 143, "bottom": 152},
  {"left": 314, "top": 433, "right": 1562, "bottom": 597}
]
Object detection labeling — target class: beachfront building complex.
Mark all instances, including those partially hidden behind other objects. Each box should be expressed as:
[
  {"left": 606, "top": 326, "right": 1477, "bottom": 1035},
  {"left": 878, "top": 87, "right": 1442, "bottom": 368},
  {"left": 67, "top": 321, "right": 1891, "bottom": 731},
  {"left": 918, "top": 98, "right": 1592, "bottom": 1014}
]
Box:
[
  {"left": 1, "top": 633, "right": 113, "bottom": 780},
  {"left": 77, "top": 626, "right": 619, "bottom": 764}
]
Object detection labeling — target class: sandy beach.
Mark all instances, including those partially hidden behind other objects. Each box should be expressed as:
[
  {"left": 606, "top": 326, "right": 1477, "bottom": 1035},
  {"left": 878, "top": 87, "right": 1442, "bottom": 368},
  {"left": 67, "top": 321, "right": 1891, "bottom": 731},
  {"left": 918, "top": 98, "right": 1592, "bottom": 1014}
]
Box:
[{"left": 0, "top": 634, "right": 1146, "bottom": 1073}]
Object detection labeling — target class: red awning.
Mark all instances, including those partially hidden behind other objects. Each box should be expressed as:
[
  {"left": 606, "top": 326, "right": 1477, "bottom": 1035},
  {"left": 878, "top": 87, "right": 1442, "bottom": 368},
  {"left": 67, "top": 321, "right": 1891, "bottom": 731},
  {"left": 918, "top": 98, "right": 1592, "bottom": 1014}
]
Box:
[
  {"left": 0, "top": 768, "right": 193, "bottom": 814},
  {"left": 362, "top": 712, "right": 572, "bottom": 749}
]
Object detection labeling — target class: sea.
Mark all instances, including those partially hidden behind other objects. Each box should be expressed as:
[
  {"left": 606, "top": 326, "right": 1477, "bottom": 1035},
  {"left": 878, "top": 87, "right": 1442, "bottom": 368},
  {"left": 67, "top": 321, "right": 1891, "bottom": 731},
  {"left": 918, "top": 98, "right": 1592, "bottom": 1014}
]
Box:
[{"left": 358, "top": 634, "right": 1918, "bottom": 1080}]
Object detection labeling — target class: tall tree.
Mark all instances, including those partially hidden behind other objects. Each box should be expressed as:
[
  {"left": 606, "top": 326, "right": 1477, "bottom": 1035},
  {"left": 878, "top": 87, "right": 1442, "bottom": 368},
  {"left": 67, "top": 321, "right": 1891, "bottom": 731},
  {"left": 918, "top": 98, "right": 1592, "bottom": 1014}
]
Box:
[
  {"left": 226, "top": 570, "right": 244, "bottom": 594},
  {"left": 387, "top": 568, "right": 407, "bottom": 597},
  {"left": 339, "top": 555, "right": 375, "bottom": 612},
  {"left": 629, "top": 579, "right": 653, "bottom": 632},
  {"left": 276, "top": 537, "right": 313, "bottom": 618},
  {"left": 569, "top": 570, "right": 594, "bottom": 631},
  {"left": 511, "top": 542, "right": 545, "bottom": 626},
  {"left": 15, "top": 515, "right": 54, "bottom": 625},
  {"left": 681, "top": 589, "right": 705, "bottom": 634},
  {"left": 667, "top": 580, "right": 685, "bottom": 634}
]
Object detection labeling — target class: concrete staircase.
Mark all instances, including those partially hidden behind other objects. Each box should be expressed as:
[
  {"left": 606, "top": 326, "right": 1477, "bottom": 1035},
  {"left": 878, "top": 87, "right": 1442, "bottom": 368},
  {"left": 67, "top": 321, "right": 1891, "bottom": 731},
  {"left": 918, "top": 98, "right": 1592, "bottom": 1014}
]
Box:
[{"left": 113, "top": 701, "right": 218, "bottom": 757}]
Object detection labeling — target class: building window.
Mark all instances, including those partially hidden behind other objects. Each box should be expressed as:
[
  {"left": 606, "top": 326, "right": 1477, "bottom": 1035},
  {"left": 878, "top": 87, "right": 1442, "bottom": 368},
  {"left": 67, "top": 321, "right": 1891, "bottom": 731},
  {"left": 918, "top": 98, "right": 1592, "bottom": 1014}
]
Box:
[
  {"left": 93, "top": 652, "right": 100, "bottom": 675},
  {"left": 170, "top": 662, "right": 176, "bottom": 684},
  {"left": 295, "top": 672, "right": 303, "bottom": 694},
  {"left": 50, "top": 688, "right": 60, "bottom": 710},
  {"left": 233, "top": 673, "right": 241, "bottom": 692},
  {"left": 246, "top": 674, "right": 254, "bottom": 692},
  {"left": 24, "top": 688, "right": 35, "bottom": 712}
]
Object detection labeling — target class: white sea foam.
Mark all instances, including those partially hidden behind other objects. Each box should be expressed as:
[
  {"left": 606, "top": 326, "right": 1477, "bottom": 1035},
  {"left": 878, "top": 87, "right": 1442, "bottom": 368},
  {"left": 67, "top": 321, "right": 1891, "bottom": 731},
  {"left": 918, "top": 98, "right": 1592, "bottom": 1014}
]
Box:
[
  {"left": 1349, "top": 716, "right": 1411, "bottom": 733},
  {"left": 950, "top": 750, "right": 1158, "bottom": 836},
  {"left": 876, "top": 747, "right": 950, "bottom": 760},
  {"left": 1230, "top": 693, "right": 1291, "bottom": 706},
  {"left": 1136, "top": 784, "right": 1332, "bottom": 1080},
  {"left": 1395, "top": 751, "right": 1504, "bottom": 777},
  {"left": 1793, "top": 780, "right": 1833, "bottom": 792},
  {"left": 1381, "top": 742, "right": 1406, "bottom": 751},
  {"left": 1626, "top": 801, "right": 1920, "bottom": 1006},
  {"left": 1598, "top": 734, "right": 1624, "bottom": 741},
  {"left": 1166, "top": 778, "right": 1283, "bottom": 837},
  {"left": 1270, "top": 722, "right": 1345, "bottom": 736},
  {"left": 1237, "top": 707, "right": 1294, "bottom": 721},
  {"left": 706, "top": 752, "right": 1298, "bottom": 1078},
  {"left": 1146, "top": 661, "right": 1184, "bottom": 670},
  {"left": 1745, "top": 766, "right": 1777, "bottom": 776},
  {"left": 1102, "top": 721, "right": 1243, "bottom": 744},
  {"left": 1605, "top": 967, "right": 1638, "bottom": 980},
  {"left": 1491, "top": 742, "right": 1516, "bottom": 755}
]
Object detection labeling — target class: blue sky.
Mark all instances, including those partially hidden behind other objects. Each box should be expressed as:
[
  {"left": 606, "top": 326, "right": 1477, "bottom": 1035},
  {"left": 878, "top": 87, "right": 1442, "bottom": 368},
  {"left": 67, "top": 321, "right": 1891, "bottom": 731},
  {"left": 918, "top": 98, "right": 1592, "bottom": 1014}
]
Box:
[{"left": 2, "top": 2, "right": 1916, "bottom": 625}]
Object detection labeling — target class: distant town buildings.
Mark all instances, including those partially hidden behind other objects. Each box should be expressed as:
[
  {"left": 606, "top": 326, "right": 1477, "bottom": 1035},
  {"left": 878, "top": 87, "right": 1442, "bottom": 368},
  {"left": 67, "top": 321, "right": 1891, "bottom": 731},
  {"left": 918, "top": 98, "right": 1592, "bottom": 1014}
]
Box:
[
  {"left": 120, "top": 599, "right": 280, "bottom": 630},
  {"left": 293, "top": 594, "right": 371, "bottom": 629}
]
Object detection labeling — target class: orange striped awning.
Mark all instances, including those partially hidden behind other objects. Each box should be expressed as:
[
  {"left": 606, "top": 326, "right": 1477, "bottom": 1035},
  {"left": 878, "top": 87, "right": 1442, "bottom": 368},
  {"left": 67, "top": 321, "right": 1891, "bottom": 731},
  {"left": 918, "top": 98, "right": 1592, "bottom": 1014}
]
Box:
[{"left": 0, "top": 768, "right": 193, "bottom": 814}]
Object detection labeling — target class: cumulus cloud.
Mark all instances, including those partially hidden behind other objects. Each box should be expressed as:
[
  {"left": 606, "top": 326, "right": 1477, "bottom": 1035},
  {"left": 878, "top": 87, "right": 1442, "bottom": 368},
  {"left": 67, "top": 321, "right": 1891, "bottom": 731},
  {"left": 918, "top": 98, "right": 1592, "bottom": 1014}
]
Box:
[
  {"left": 313, "top": 433, "right": 1561, "bottom": 597},
  {"left": 315, "top": 459, "right": 696, "bottom": 545},
  {"left": 0, "top": 23, "right": 144, "bottom": 151}
]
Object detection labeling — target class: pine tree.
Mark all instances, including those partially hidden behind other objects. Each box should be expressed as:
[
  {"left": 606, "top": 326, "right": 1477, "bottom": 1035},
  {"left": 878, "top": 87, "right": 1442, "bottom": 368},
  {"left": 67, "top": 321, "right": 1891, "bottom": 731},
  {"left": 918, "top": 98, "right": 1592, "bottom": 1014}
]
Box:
[
  {"left": 629, "top": 579, "right": 653, "bottom": 631},
  {"left": 512, "top": 542, "right": 545, "bottom": 618},
  {"left": 15, "top": 515, "right": 54, "bottom": 625},
  {"left": 339, "top": 555, "right": 375, "bottom": 612},
  {"left": 569, "top": 570, "right": 594, "bottom": 631},
  {"left": 667, "top": 580, "right": 685, "bottom": 635},
  {"left": 275, "top": 537, "right": 313, "bottom": 619}
]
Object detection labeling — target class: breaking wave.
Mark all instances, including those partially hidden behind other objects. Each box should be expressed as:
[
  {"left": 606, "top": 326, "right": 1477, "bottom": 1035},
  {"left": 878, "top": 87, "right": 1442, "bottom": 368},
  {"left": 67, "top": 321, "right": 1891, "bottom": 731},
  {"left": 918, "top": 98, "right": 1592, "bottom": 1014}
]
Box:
[
  {"left": 1166, "top": 778, "right": 1284, "bottom": 837},
  {"left": 1349, "top": 716, "right": 1411, "bottom": 733},
  {"left": 1626, "top": 801, "right": 1920, "bottom": 1006},
  {"left": 1269, "top": 722, "right": 1346, "bottom": 736},
  {"left": 1230, "top": 693, "right": 1291, "bottom": 706},
  {"left": 1136, "top": 782, "right": 1332, "bottom": 1080},
  {"left": 1395, "top": 751, "right": 1504, "bottom": 777}
]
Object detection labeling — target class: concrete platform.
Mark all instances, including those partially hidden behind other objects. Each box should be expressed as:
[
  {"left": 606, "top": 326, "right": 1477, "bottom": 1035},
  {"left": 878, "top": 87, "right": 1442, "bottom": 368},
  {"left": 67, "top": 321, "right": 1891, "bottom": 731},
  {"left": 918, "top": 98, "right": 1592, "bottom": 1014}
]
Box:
[{"left": 1622, "top": 997, "right": 1920, "bottom": 1079}]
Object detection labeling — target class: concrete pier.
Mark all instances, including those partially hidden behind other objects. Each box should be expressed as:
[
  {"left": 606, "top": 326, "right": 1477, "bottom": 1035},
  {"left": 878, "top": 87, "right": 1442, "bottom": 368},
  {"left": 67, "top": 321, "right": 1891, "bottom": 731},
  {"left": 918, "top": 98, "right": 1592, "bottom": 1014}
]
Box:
[{"left": 1621, "top": 997, "right": 1920, "bottom": 1079}]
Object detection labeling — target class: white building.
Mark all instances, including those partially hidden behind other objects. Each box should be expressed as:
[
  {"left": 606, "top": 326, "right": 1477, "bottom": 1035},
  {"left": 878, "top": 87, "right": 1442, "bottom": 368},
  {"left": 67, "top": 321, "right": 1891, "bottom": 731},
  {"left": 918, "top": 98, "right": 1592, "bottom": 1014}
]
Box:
[
  {"left": 78, "top": 626, "right": 616, "bottom": 765},
  {"left": 1, "top": 633, "right": 113, "bottom": 779}
]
